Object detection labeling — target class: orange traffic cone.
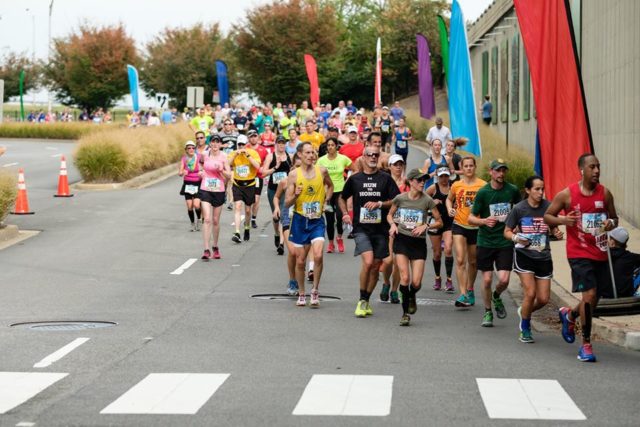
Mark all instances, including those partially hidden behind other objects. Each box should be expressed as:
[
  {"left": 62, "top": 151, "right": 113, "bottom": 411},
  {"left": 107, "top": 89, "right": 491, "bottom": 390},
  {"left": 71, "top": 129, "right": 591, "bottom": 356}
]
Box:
[
  {"left": 54, "top": 155, "right": 73, "bottom": 197},
  {"left": 11, "top": 168, "right": 35, "bottom": 215}
]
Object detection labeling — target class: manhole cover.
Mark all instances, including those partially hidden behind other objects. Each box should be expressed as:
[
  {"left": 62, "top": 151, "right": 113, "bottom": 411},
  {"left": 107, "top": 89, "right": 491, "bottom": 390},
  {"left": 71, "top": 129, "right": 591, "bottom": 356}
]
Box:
[
  {"left": 251, "top": 293, "right": 342, "bottom": 301},
  {"left": 416, "top": 298, "right": 452, "bottom": 306},
  {"left": 10, "top": 321, "right": 117, "bottom": 331}
]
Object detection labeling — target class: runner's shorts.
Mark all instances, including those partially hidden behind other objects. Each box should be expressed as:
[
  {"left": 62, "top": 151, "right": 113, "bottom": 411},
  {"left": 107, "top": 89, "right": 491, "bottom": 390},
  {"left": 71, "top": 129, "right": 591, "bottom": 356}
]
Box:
[
  {"left": 477, "top": 246, "right": 514, "bottom": 272},
  {"left": 393, "top": 232, "right": 427, "bottom": 260},
  {"left": 428, "top": 215, "right": 453, "bottom": 236},
  {"left": 513, "top": 250, "right": 553, "bottom": 279},
  {"left": 569, "top": 258, "right": 611, "bottom": 296},
  {"left": 289, "top": 213, "right": 326, "bottom": 246},
  {"left": 354, "top": 232, "right": 389, "bottom": 259},
  {"left": 452, "top": 223, "right": 478, "bottom": 245},
  {"left": 255, "top": 177, "right": 264, "bottom": 195},
  {"left": 180, "top": 181, "right": 201, "bottom": 200},
  {"left": 232, "top": 182, "right": 256, "bottom": 205},
  {"left": 199, "top": 190, "right": 225, "bottom": 207}
]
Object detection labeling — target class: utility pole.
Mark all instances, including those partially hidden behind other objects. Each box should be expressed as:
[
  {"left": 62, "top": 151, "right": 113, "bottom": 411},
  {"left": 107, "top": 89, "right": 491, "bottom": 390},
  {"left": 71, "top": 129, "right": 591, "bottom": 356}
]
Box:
[{"left": 48, "top": 0, "right": 54, "bottom": 114}]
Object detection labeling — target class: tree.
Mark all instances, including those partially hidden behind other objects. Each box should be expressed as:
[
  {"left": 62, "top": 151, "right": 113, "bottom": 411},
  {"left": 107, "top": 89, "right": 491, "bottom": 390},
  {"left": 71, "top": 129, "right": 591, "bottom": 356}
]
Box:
[
  {"left": 142, "top": 24, "right": 233, "bottom": 109},
  {"left": 0, "top": 52, "right": 40, "bottom": 102},
  {"left": 45, "top": 24, "right": 139, "bottom": 110}
]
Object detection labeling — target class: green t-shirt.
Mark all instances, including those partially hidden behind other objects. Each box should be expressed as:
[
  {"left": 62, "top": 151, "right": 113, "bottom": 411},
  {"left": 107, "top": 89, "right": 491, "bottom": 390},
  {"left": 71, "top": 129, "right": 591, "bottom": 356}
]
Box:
[
  {"left": 317, "top": 153, "right": 352, "bottom": 192},
  {"left": 190, "top": 115, "right": 214, "bottom": 135},
  {"left": 471, "top": 182, "right": 521, "bottom": 248},
  {"left": 279, "top": 117, "right": 297, "bottom": 139},
  {"left": 392, "top": 192, "right": 437, "bottom": 238}
]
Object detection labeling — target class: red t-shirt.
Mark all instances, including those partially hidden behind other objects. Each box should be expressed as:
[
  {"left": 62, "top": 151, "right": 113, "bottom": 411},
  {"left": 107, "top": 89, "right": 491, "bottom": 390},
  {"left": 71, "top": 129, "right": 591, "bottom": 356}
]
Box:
[
  {"left": 566, "top": 182, "right": 609, "bottom": 261},
  {"left": 339, "top": 142, "right": 364, "bottom": 163},
  {"left": 251, "top": 144, "right": 269, "bottom": 178}
]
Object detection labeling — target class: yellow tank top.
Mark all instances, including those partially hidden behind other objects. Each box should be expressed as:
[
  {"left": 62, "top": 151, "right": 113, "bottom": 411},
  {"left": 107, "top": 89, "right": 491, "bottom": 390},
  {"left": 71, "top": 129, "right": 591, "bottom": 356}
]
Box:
[{"left": 294, "top": 166, "right": 325, "bottom": 218}]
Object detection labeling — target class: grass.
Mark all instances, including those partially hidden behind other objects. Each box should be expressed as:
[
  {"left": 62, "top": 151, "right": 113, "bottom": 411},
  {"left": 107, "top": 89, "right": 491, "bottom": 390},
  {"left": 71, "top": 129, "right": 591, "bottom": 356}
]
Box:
[
  {"left": 0, "top": 122, "right": 108, "bottom": 140},
  {"left": 0, "top": 171, "right": 17, "bottom": 225},
  {"left": 74, "top": 124, "right": 191, "bottom": 183}
]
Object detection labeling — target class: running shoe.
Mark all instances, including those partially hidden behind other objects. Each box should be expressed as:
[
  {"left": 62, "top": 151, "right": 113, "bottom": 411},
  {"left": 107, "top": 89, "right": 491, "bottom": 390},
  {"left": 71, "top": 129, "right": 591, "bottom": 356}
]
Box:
[
  {"left": 274, "top": 235, "right": 280, "bottom": 248},
  {"left": 296, "top": 295, "right": 306, "bottom": 307},
  {"left": 327, "top": 241, "right": 335, "bottom": 253},
  {"left": 380, "top": 284, "right": 390, "bottom": 302},
  {"left": 232, "top": 232, "right": 241, "bottom": 243},
  {"left": 408, "top": 294, "right": 417, "bottom": 314},
  {"left": 251, "top": 218, "right": 258, "bottom": 229},
  {"left": 277, "top": 244, "right": 284, "bottom": 255},
  {"left": 355, "top": 300, "right": 367, "bottom": 318},
  {"left": 519, "top": 329, "right": 535, "bottom": 343},
  {"left": 337, "top": 237, "right": 345, "bottom": 253},
  {"left": 559, "top": 307, "right": 576, "bottom": 344},
  {"left": 212, "top": 247, "right": 221, "bottom": 259},
  {"left": 482, "top": 310, "right": 494, "bottom": 327},
  {"left": 194, "top": 220, "right": 201, "bottom": 231},
  {"left": 365, "top": 301, "right": 373, "bottom": 316},
  {"left": 493, "top": 294, "right": 507, "bottom": 319},
  {"left": 433, "top": 277, "right": 442, "bottom": 291},
  {"left": 347, "top": 232, "right": 355, "bottom": 239},
  {"left": 244, "top": 228, "right": 250, "bottom": 241},
  {"left": 201, "top": 249, "right": 211, "bottom": 260},
  {"left": 466, "top": 290, "right": 476, "bottom": 306},
  {"left": 191, "top": 222, "right": 197, "bottom": 232},
  {"left": 226, "top": 202, "right": 233, "bottom": 211},
  {"left": 445, "top": 279, "right": 454, "bottom": 293},
  {"left": 390, "top": 291, "right": 400, "bottom": 304},
  {"left": 455, "top": 294, "right": 470, "bottom": 308},
  {"left": 310, "top": 290, "right": 320, "bottom": 308},
  {"left": 307, "top": 270, "right": 314, "bottom": 283},
  {"left": 577, "top": 343, "right": 596, "bottom": 362},
  {"left": 400, "top": 314, "right": 410, "bottom": 326},
  {"left": 287, "top": 279, "right": 298, "bottom": 296},
  {"left": 517, "top": 306, "right": 523, "bottom": 331}
]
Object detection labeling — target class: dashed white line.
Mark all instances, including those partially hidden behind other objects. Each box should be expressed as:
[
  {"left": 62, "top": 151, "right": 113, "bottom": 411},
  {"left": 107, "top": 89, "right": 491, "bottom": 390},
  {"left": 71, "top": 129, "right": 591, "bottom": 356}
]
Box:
[
  {"left": 45, "top": 146, "right": 58, "bottom": 150},
  {"left": 170, "top": 258, "right": 198, "bottom": 275},
  {"left": 34, "top": 338, "right": 90, "bottom": 369},
  {"left": 2, "top": 163, "right": 18, "bottom": 168},
  {"left": 50, "top": 153, "right": 63, "bottom": 158}
]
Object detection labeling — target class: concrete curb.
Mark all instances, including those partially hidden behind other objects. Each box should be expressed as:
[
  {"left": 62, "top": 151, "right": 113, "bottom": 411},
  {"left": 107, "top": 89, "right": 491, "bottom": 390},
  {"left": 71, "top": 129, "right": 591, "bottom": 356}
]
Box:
[
  {"left": 73, "top": 162, "right": 178, "bottom": 191},
  {"left": 0, "top": 224, "right": 19, "bottom": 242}
]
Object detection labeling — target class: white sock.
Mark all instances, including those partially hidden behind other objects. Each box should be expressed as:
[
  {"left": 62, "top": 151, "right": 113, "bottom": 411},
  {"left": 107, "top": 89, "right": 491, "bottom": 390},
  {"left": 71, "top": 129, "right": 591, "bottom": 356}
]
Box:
[{"left": 308, "top": 261, "right": 315, "bottom": 271}]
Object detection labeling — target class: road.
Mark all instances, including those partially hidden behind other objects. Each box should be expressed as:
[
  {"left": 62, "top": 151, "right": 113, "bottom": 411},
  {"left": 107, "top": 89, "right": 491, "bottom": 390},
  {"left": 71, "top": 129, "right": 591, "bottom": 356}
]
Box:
[{"left": 1, "top": 142, "right": 639, "bottom": 426}]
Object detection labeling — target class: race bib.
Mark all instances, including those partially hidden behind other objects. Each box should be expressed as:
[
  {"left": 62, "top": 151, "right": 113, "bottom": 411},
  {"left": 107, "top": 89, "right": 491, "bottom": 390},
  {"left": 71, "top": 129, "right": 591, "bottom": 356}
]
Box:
[
  {"left": 581, "top": 212, "right": 607, "bottom": 235},
  {"left": 303, "top": 201, "right": 321, "bottom": 219},
  {"left": 204, "top": 177, "right": 223, "bottom": 192},
  {"left": 236, "top": 165, "right": 250, "bottom": 178},
  {"left": 520, "top": 233, "right": 547, "bottom": 252},
  {"left": 272, "top": 171, "right": 287, "bottom": 184},
  {"left": 184, "top": 184, "right": 199, "bottom": 195},
  {"left": 381, "top": 124, "right": 390, "bottom": 132},
  {"left": 489, "top": 202, "right": 511, "bottom": 222},
  {"left": 255, "top": 177, "right": 261, "bottom": 186},
  {"left": 360, "top": 208, "right": 381, "bottom": 224},
  {"left": 396, "top": 139, "right": 407, "bottom": 149},
  {"left": 398, "top": 208, "right": 423, "bottom": 230},
  {"left": 237, "top": 124, "right": 244, "bottom": 130},
  {"left": 199, "top": 120, "right": 208, "bottom": 131}
]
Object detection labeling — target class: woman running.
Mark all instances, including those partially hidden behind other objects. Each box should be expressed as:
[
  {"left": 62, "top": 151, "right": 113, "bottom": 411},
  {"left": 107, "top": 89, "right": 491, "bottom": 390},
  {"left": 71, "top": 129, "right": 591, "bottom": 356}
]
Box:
[
  {"left": 420, "top": 139, "right": 449, "bottom": 189},
  {"left": 445, "top": 156, "right": 486, "bottom": 308},
  {"left": 260, "top": 123, "right": 277, "bottom": 154},
  {"left": 392, "top": 118, "right": 412, "bottom": 166},
  {"left": 261, "top": 135, "right": 293, "bottom": 255},
  {"left": 317, "top": 137, "right": 352, "bottom": 254},
  {"left": 198, "top": 135, "right": 231, "bottom": 260},
  {"left": 444, "top": 138, "right": 465, "bottom": 182},
  {"left": 504, "top": 175, "right": 564, "bottom": 343},
  {"left": 388, "top": 168, "right": 443, "bottom": 326},
  {"left": 178, "top": 140, "right": 202, "bottom": 231},
  {"left": 426, "top": 167, "right": 455, "bottom": 292}
]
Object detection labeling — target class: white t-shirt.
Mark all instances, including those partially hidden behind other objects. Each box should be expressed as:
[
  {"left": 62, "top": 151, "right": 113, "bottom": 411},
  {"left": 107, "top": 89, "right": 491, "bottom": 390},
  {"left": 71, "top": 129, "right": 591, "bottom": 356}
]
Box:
[
  {"left": 147, "top": 116, "right": 161, "bottom": 126},
  {"left": 426, "top": 125, "right": 452, "bottom": 144}
]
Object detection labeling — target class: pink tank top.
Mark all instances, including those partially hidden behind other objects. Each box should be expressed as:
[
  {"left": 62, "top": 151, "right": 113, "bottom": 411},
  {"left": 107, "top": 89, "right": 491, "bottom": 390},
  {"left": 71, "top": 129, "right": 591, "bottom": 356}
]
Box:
[
  {"left": 566, "top": 182, "right": 608, "bottom": 261},
  {"left": 182, "top": 154, "right": 200, "bottom": 182},
  {"left": 199, "top": 151, "right": 227, "bottom": 193}
]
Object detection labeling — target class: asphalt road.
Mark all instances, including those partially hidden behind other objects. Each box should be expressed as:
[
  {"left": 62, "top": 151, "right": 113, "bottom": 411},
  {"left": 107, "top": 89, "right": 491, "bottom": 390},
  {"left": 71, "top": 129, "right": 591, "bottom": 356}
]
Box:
[{"left": 1, "top": 143, "right": 639, "bottom": 426}]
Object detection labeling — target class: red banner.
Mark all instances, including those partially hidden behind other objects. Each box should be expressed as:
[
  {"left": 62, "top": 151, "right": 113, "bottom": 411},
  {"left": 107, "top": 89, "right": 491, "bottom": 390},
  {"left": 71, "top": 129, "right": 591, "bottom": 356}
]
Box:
[
  {"left": 514, "top": 0, "right": 593, "bottom": 199},
  {"left": 304, "top": 54, "right": 320, "bottom": 109},
  {"left": 374, "top": 38, "right": 382, "bottom": 107}
]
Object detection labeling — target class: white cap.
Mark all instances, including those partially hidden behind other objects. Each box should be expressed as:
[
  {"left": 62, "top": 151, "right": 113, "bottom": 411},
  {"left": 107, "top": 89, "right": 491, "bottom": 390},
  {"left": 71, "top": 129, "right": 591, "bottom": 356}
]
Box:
[
  {"left": 237, "top": 134, "right": 248, "bottom": 145},
  {"left": 184, "top": 140, "right": 196, "bottom": 148},
  {"left": 347, "top": 126, "right": 358, "bottom": 134},
  {"left": 609, "top": 227, "right": 629, "bottom": 244},
  {"left": 389, "top": 154, "right": 404, "bottom": 164},
  {"left": 436, "top": 167, "right": 451, "bottom": 176}
]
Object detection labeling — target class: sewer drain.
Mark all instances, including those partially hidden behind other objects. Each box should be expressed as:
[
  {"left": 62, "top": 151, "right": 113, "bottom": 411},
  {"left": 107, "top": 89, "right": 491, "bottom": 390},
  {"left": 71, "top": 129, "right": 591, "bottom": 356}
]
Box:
[
  {"left": 416, "top": 298, "right": 452, "bottom": 306},
  {"left": 251, "top": 293, "right": 342, "bottom": 301},
  {"left": 10, "top": 321, "right": 117, "bottom": 331}
]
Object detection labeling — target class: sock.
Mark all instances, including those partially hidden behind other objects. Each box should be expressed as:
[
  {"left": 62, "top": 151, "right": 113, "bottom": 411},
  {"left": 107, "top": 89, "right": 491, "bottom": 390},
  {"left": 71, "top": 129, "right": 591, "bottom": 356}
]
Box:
[
  {"left": 188, "top": 210, "right": 195, "bottom": 223},
  {"left": 570, "top": 309, "right": 578, "bottom": 320},
  {"left": 409, "top": 285, "right": 420, "bottom": 296},
  {"left": 195, "top": 208, "right": 201, "bottom": 219},
  {"left": 308, "top": 261, "right": 314, "bottom": 271},
  {"left": 521, "top": 318, "right": 531, "bottom": 331},
  {"left": 432, "top": 258, "right": 441, "bottom": 277},
  {"left": 485, "top": 308, "right": 492, "bottom": 312},
  {"left": 245, "top": 224, "right": 250, "bottom": 230},
  {"left": 363, "top": 291, "right": 370, "bottom": 302},
  {"left": 445, "top": 256, "right": 454, "bottom": 278},
  {"left": 252, "top": 215, "right": 256, "bottom": 220},
  {"left": 359, "top": 289, "right": 367, "bottom": 301},
  {"left": 493, "top": 290, "right": 500, "bottom": 300},
  {"left": 582, "top": 302, "right": 592, "bottom": 342},
  {"left": 400, "top": 285, "right": 410, "bottom": 314}
]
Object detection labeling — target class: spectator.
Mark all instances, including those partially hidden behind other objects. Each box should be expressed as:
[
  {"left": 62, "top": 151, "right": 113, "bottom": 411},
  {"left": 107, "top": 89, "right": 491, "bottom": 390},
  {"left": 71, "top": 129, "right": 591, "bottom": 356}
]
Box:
[
  {"left": 481, "top": 95, "right": 493, "bottom": 125},
  {"left": 606, "top": 227, "right": 640, "bottom": 298},
  {"left": 148, "top": 111, "right": 161, "bottom": 126},
  {"left": 161, "top": 109, "right": 173, "bottom": 124},
  {"left": 390, "top": 101, "right": 404, "bottom": 124}
]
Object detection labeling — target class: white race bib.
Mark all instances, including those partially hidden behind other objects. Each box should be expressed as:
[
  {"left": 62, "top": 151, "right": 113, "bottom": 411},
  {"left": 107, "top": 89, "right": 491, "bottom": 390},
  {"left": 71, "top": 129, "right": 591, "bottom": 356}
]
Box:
[
  {"left": 236, "top": 165, "right": 250, "bottom": 178},
  {"left": 581, "top": 212, "right": 607, "bottom": 235},
  {"left": 360, "top": 208, "right": 381, "bottom": 224},
  {"left": 381, "top": 124, "right": 390, "bottom": 132},
  {"left": 520, "top": 233, "right": 547, "bottom": 252},
  {"left": 272, "top": 171, "right": 287, "bottom": 184},
  {"left": 237, "top": 124, "right": 244, "bottom": 130},
  {"left": 184, "top": 184, "right": 199, "bottom": 195},
  {"left": 204, "top": 177, "right": 223, "bottom": 192},
  {"left": 398, "top": 208, "right": 423, "bottom": 230},
  {"left": 396, "top": 139, "right": 407, "bottom": 149},
  {"left": 303, "top": 201, "right": 321, "bottom": 219},
  {"left": 199, "top": 120, "right": 208, "bottom": 131},
  {"left": 489, "top": 202, "right": 511, "bottom": 222}
]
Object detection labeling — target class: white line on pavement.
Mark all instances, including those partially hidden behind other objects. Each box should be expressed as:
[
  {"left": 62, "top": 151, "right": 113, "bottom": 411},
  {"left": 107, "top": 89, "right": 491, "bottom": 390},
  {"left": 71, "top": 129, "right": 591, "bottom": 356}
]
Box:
[
  {"left": 16, "top": 422, "right": 36, "bottom": 427},
  {"left": 50, "top": 153, "right": 63, "bottom": 158},
  {"left": 34, "top": 338, "right": 90, "bottom": 369},
  {"left": 170, "top": 258, "right": 198, "bottom": 275},
  {"left": 0, "top": 372, "right": 68, "bottom": 414},
  {"left": 2, "top": 163, "right": 18, "bottom": 168},
  {"left": 45, "top": 146, "right": 58, "bottom": 150}
]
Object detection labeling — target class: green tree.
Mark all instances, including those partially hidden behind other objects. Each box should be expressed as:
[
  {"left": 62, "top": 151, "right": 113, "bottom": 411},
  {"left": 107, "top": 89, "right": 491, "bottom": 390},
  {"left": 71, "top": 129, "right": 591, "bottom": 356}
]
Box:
[
  {"left": 45, "top": 24, "right": 139, "bottom": 110},
  {"left": 142, "top": 24, "right": 233, "bottom": 109},
  {"left": 0, "top": 52, "right": 41, "bottom": 102}
]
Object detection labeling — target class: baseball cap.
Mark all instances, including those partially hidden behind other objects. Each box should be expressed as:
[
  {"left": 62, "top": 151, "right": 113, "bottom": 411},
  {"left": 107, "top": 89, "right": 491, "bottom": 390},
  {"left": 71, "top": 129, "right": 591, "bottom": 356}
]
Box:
[
  {"left": 276, "top": 135, "right": 287, "bottom": 143},
  {"left": 406, "top": 168, "right": 428, "bottom": 181},
  {"left": 389, "top": 154, "right": 404, "bottom": 165},
  {"left": 327, "top": 126, "right": 339, "bottom": 132},
  {"left": 184, "top": 140, "right": 196, "bottom": 148},
  {"left": 210, "top": 134, "right": 221, "bottom": 142},
  {"left": 609, "top": 227, "right": 629, "bottom": 244},
  {"left": 347, "top": 126, "right": 358, "bottom": 134},
  {"left": 237, "top": 135, "right": 248, "bottom": 145},
  {"left": 382, "top": 106, "right": 389, "bottom": 110},
  {"left": 363, "top": 126, "right": 371, "bottom": 132},
  {"left": 489, "top": 158, "right": 508, "bottom": 170},
  {"left": 247, "top": 129, "right": 258, "bottom": 137},
  {"left": 436, "top": 166, "right": 451, "bottom": 176}
]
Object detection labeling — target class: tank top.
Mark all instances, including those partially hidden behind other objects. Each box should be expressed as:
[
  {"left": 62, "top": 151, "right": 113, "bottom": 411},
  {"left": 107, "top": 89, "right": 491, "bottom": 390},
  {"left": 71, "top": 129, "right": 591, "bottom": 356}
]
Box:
[
  {"left": 428, "top": 183, "right": 453, "bottom": 232},
  {"left": 199, "top": 151, "right": 227, "bottom": 193},
  {"left": 294, "top": 166, "right": 325, "bottom": 219},
  {"left": 394, "top": 128, "right": 410, "bottom": 153},
  {"left": 566, "top": 182, "right": 609, "bottom": 261},
  {"left": 182, "top": 154, "right": 200, "bottom": 183},
  {"left": 268, "top": 152, "right": 292, "bottom": 191},
  {"left": 424, "top": 155, "right": 448, "bottom": 189}
]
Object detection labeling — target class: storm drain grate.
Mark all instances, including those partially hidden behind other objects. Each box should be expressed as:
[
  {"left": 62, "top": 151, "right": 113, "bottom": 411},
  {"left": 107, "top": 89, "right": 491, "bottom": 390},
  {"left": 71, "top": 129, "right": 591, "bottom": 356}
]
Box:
[
  {"left": 10, "top": 321, "right": 117, "bottom": 331},
  {"left": 251, "top": 293, "right": 342, "bottom": 301}
]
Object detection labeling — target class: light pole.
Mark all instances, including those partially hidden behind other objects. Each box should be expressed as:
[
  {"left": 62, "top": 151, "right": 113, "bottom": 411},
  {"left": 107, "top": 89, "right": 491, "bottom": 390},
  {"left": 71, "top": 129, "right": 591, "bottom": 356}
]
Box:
[
  {"left": 25, "top": 8, "right": 36, "bottom": 105},
  {"left": 48, "top": 1, "right": 54, "bottom": 114}
]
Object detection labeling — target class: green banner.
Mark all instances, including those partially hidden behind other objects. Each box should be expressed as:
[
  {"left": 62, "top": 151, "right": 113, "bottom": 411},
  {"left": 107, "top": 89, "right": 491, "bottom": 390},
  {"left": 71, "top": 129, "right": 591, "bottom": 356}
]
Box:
[
  {"left": 437, "top": 15, "right": 449, "bottom": 86},
  {"left": 19, "top": 70, "right": 25, "bottom": 121}
]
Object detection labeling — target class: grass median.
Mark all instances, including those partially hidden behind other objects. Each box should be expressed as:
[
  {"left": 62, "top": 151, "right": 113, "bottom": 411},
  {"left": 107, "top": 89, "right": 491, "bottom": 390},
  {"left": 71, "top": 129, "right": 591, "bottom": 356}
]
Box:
[
  {"left": 0, "top": 171, "right": 17, "bottom": 225},
  {"left": 0, "top": 122, "right": 109, "bottom": 140}
]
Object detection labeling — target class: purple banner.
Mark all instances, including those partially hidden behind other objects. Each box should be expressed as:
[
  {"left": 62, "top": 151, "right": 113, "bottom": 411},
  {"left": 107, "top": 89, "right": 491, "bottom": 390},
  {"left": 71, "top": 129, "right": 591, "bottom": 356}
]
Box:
[{"left": 417, "top": 34, "right": 436, "bottom": 119}]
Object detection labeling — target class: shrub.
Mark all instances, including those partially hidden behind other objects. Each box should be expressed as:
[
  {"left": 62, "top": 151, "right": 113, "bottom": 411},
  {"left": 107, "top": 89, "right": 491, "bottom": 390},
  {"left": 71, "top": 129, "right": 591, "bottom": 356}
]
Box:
[
  {"left": 74, "top": 124, "right": 190, "bottom": 182},
  {"left": 0, "top": 171, "right": 17, "bottom": 225},
  {"left": 0, "top": 122, "right": 105, "bottom": 140}
]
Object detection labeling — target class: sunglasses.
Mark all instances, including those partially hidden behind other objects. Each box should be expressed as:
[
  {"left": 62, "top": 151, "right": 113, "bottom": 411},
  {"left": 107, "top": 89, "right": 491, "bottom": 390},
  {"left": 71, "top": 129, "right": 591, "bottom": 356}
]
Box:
[
  {"left": 364, "top": 152, "right": 380, "bottom": 158},
  {"left": 186, "top": 146, "right": 195, "bottom": 149},
  {"left": 237, "top": 143, "right": 246, "bottom": 146},
  {"left": 196, "top": 137, "right": 205, "bottom": 140}
]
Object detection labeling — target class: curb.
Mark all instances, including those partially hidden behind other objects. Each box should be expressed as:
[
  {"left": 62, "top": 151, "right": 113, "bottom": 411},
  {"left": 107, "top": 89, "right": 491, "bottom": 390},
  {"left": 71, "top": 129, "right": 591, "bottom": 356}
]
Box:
[
  {"left": 0, "top": 224, "right": 19, "bottom": 242},
  {"left": 73, "top": 162, "right": 178, "bottom": 191}
]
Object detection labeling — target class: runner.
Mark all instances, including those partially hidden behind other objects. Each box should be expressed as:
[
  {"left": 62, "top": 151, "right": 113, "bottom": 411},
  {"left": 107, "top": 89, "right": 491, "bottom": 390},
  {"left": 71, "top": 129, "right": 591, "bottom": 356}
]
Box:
[
  {"left": 340, "top": 144, "right": 400, "bottom": 318},
  {"left": 426, "top": 167, "right": 455, "bottom": 292},
  {"left": 392, "top": 118, "right": 412, "bottom": 166},
  {"left": 189, "top": 108, "right": 214, "bottom": 137},
  {"left": 376, "top": 106, "right": 393, "bottom": 153},
  {"left": 388, "top": 168, "right": 443, "bottom": 326},
  {"left": 284, "top": 142, "right": 334, "bottom": 307},
  {"left": 444, "top": 138, "right": 465, "bottom": 182},
  {"left": 445, "top": 156, "right": 486, "bottom": 308},
  {"left": 262, "top": 135, "right": 293, "bottom": 255},
  {"left": 228, "top": 134, "right": 262, "bottom": 243},
  {"left": 468, "top": 159, "right": 521, "bottom": 327},
  {"left": 178, "top": 141, "right": 202, "bottom": 232},
  {"left": 219, "top": 119, "right": 239, "bottom": 210},
  {"left": 504, "top": 175, "right": 564, "bottom": 342},
  {"left": 544, "top": 154, "right": 618, "bottom": 362},
  {"left": 198, "top": 134, "right": 231, "bottom": 260},
  {"left": 420, "top": 139, "right": 449, "bottom": 189},
  {"left": 247, "top": 130, "right": 269, "bottom": 229},
  {"left": 260, "top": 122, "right": 277, "bottom": 154},
  {"left": 299, "top": 119, "right": 324, "bottom": 152},
  {"left": 194, "top": 131, "right": 208, "bottom": 156},
  {"left": 339, "top": 126, "right": 365, "bottom": 164},
  {"left": 317, "top": 137, "right": 352, "bottom": 254},
  {"left": 353, "top": 132, "right": 390, "bottom": 172}
]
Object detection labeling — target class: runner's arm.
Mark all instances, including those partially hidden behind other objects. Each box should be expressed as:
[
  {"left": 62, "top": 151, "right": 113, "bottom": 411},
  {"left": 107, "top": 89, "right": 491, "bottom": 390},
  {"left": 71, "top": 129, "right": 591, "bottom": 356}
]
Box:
[
  {"left": 321, "top": 167, "right": 334, "bottom": 203},
  {"left": 178, "top": 159, "right": 185, "bottom": 176},
  {"left": 222, "top": 158, "right": 232, "bottom": 180},
  {"left": 284, "top": 169, "right": 299, "bottom": 208},
  {"left": 544, "top": 188, "right": 575, "bottom": 227},
  {"left": 260, "top": 153, "right": 274, "bottom": 177},
  {"left": 604, "top": 188, "right": 618, "bottom": 231},
  {"left": 445, "top": 189, "right": 456, "bottom": 217}
]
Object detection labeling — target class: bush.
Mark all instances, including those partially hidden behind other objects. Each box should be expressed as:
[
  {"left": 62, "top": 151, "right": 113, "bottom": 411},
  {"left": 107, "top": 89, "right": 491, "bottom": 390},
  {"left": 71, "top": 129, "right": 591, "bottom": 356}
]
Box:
[
  {"left": 74, "top": 124, "right": 190, "bottom": 183},
  {"left": 0, "top": 171, "right": 17, "bottom": 225},
  {"left": 0, "top": 122, "right": 105, "bottom": 140}
]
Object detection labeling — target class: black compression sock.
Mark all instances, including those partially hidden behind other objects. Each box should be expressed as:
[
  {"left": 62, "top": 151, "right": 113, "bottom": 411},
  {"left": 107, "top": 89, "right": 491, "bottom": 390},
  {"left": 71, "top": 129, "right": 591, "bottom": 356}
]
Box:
[
  {"left": 188, "top": 209, "right": 195, "bottom": 223},
  {"left": 195, "top": 208, "right": 201, "bottom": 219},
  {"left": 493, "top": 290, "right": 500, "bottom": 299},
  {"left": 363, "top": 291, "right": 370, "bottom": 302},
  {"left": 445, "top": 256, "right": 454, "bottom": 278},
  {"left": 583, "top": 303, "right": 592, "bottom": 342},
  {"left": 400, "top": 285, "right": 410, "bottom": 314},
  {"left": 433, "top": 259, "right": 441, "bottom": 277},
  {"left": 409, "top": 285, "right": 420, "bottom": 295}
]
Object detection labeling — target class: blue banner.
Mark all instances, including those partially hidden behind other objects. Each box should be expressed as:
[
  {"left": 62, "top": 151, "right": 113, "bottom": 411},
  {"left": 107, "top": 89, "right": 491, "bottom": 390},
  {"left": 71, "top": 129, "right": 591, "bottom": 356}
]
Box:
[
  {"left": 216, "top": 60, "right": 229, "bottom": 106},
  {"left": 126, "top": 64, "right": 139, "bottom": 112},
  {"left": 534, "top": 127, "right": 542, "bottom": 177},
  {"left": 449, "top": 0, "right": 481, "bottom": 157}
]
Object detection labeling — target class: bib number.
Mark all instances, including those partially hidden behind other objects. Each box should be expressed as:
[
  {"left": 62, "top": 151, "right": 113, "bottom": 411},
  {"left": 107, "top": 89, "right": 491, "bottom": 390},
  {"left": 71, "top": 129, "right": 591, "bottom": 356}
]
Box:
[
  {"left": 398, "top": 208, "right": 423, "bottom": 229},
  {"left": 204, "top": 178, "right": 223, "bottom": 192},
  {"left": 272, "top": 171, "right": 287, "bottom": 184},
  {"left": 381, "top": 124, "right": 390, "bottom": 132},
  {"left": 581, "top": 213, "right": 607, "bottom": 235},
  {"left": 397, "top": 139, "right": 407, "bottom": 149},
  {"left": 199, "top": 120, "right": 208, "bottom": 131},
  {"left": 236, "top": 165, "right": 250, "bottom": 178},
  {"left": 360, "top": 208, "right": 381, "bottom": 224},
  {"left": 184, "top": 184, "right": 199, "bottom": 195},
  {"left": 303, "top": 201, "right": 321, "bottom": 219},
  {"left": 237, "top": 124, "right": 244, "bottom": 130},
  {"left": 520, "top": 233, "right": 546, "bottom": 252},
  {"left": 489, "top": 202, "right": 511, "bottom": 222}
]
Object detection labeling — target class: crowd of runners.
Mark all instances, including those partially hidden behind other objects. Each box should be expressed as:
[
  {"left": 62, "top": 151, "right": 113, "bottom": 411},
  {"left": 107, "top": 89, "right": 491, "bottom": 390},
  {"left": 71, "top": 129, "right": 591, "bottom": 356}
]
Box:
[{"left": 178, "top": 100, "right": 621, "bottom": 363}]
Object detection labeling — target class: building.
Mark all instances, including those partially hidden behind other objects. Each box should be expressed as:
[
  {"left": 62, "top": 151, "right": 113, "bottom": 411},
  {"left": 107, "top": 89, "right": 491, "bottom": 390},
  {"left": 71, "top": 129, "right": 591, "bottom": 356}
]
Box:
[{"left": 468, "top": 0, "right": 640, "bottom": 227}]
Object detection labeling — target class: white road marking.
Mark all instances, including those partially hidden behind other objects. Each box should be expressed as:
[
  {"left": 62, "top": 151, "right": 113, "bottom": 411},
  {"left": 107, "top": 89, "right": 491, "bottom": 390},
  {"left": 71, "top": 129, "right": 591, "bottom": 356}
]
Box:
[
  {"left": 170, "top": 258, "right": 198, "bottom": 275},
  {"left": 477, "top": 378, "right": 586, "bottom": 420},
  {"left": 45, "top": 146, "right": 58, "bottom": 150},
  {"left": 2, "top": 162, "right": 18, "bottom": 168},
  {"left": 16, "top": 422, "right": 36, "bottom": 427},
  {"left": 293, "top": 375, "right": 393, "bottom": 416},
  {"left": 0, "top": 372, "right": 68, "bottom": 414},
  {"left": 50, "top": 153, "right": 63, "bottom": 158},
  {"left": 100, "top": 373, "right": 229, "bottom": 414},
  {"left": 34, "top": 338, "right": 90, "bottom": 368}
]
